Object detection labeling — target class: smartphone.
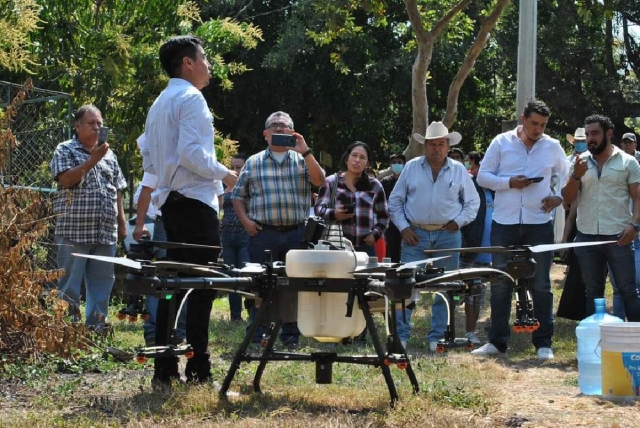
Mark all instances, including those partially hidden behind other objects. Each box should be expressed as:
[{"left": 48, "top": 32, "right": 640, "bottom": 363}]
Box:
[
  {"left": 98, "top": 126, "right": 110, "bottom": 146},
  {"left": 527, "top": 176, "right": 544, "bottom": 183},
  {"left": 343, "top": 203, "right": 355, "bottom": 214},
  {"left": 271, "top": 133, "right": 296, "bottom": 147}
]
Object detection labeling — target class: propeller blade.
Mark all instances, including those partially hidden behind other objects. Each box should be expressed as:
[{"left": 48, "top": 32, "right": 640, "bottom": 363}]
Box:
[
  {"left": 529, "top": 240, "right": 617, "bottom": 253},
  {"left": 396, "top": 256, "right": 451, "bottom": 270},
  {"left": 416, "top": 267, "right": 514, "bottom": 287},
  {"left": 424, "top": 246, "right": 508, "bottom": 255},
  {"left": 141, "top": 239, "right": 221, "bottom": 250},
  {"left": 238, "top": 263, "right": 265, "bottom": 274},
  {"left": 72, "top": 253, "right": 142, "bottom": 270},
  {"left": 153, "top": 261, "right": 228, "bottom": 277},
  {"left": 349, "top": 263, "right": 399, "bottom": 274}
]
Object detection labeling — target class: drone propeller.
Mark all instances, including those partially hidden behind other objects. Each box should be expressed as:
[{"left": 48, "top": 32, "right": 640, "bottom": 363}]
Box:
[
  {"left": 72, "top": 253, "right": 142, "bottom": 270},
  {"left": 423, "top": 241, "right": 617, "bottom": 255},
  {"left": 349, "top": 256, "right": 450, "bottom": 274},
  {"left": 134, "top": 238, "right": 220, "bottom": 250},
  {"left": 396, "top": 256, "right": 451, "bottom": 270},
  {"left": 152, "top": 261, "right": 229, "bottom": 277},
  {"left": 416, "top": 267, "right": 515, "bottom": 287}
]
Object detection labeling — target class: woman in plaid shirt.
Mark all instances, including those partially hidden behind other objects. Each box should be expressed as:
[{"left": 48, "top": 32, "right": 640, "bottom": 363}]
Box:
[{"left": 315, "top": 142, "right": 389, "bottom": 256}]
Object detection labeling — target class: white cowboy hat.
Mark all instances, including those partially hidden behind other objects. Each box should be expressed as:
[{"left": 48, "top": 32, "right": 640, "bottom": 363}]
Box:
[
  {"left": 566, "top": 127, "right": 586, "bottom": 144},
  {"left": 413, "top": 121, "right": 462, "bottom": 146}
]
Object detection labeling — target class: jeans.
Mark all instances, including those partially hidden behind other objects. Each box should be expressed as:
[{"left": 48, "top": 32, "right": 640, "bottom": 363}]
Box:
[
  {"left": 608, "top": 236, "right": 640, "bottom": 320},
  {"left": 248, "top": 225, "right": 304, "bottom": 345},
  {"left": 54, "top": 236, "right": 116, "bottom": 327},
  {"left": 395, "top": 228, "right": 461, "bottom": 345},
  {"left": 143, "top": 216, "right": 186, "bottom": 344},
  {"left": 488, "top": 221, "right": 554, "bottom": 352},
  {"left": 574, "top": 231, "right": 640, "bottom": 321},
  {"left": 221, "top": 229, "right": 250, "bottom": 320},
  {"left": 154, "top": 193, "right": 220, "bottom": 382}
]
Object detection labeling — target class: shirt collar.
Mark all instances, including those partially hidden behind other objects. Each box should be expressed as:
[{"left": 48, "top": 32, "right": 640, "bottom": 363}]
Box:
[
  {"left": 420, "top": 156, "right": 451, "bottom": 170},
  {"left": 168, "top": 78, "right": 196, "bottom": 88}
]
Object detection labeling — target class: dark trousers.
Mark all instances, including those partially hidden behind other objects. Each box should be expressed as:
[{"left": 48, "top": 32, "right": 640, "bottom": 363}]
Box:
[
  {"left": 154, "top": 192, "right": 220, "bottom": 382},
  {"left": 385, "top": 223, "right": 402, "bottom": 263}
]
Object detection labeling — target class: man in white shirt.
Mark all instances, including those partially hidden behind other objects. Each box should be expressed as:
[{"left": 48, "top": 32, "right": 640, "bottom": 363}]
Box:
[
  {"left": 389, "top": 121, "right": 479, "bottom": 351},
  {"left": 473, "top": 100, "right": 567, "bottom": 360},
  {"left": 141, "top": 35, "right": 238, "bottom": 386}
]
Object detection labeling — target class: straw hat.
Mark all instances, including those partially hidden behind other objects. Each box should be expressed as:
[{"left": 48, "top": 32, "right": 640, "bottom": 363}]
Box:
[
  {"left": 413, "top": 121, "right": 462, "bottom": 146},
  {"left": 566, "top": 127, "right": 586, "bottom": 145}
]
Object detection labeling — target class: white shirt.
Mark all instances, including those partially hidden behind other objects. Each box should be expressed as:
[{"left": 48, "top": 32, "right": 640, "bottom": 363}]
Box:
[
  {"left": 141, "top": 78, "right": 227, "bottom": 211},
  {"left": 133, "top": 172, "right": 161, "bottom": 219},
  {"left": 388, "top": 157, "right": 480, "bottom": 231},
  {"left": 477, "top": 127, "right": 568, "bottom": 225}
]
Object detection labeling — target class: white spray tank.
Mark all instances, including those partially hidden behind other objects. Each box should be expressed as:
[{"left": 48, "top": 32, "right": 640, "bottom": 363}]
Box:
[{"left": 287, "top": 242, "right": 368, "bottom": 342}]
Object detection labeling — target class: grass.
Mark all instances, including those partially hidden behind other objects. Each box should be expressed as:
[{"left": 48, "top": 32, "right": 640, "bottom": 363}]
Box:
[{"left": 1, "top": 266, "right": 639, "bottom": 427}]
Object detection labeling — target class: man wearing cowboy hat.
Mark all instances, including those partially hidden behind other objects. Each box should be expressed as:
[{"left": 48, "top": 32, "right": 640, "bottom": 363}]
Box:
[
  {"left": 388, "top": 121, "right": 480, "bottom": 351},
  {"left": 473, "top": 100, "right": 568, "bottom": 360},
  {"left": 567, "top": 127, "right": 588, "bottom": 163}
]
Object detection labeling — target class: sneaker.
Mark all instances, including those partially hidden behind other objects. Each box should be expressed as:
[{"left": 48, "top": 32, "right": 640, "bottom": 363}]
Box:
[
  {"left": 537, "top": 347, "right": 554, "bottom": 361},
  {"left": 429, "top": 342, "right": 439, "bottom": 352},
  {"left": 471, "top": 342, "right": 505, "bottom": 356},
  {"left": 465, "top": 332, "right": 481, "bottom": 345}
]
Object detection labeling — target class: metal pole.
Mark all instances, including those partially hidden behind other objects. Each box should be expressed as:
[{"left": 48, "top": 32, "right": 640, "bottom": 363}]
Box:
[{"left": 516, "top": 0, "right": 537, "bottom": 123}]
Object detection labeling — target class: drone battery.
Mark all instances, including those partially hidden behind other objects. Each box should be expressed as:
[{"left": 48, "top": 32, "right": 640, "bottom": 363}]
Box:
[{"left": 314, "top": 352, "right": 336, "bottom": 384}]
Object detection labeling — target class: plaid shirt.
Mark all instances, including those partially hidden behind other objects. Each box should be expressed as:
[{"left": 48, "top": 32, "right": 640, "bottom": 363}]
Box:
[
  {"left": 50, "top": 137, "right": 127, "bottom": 244},
  {"left": 314, "top": 173, "right": 389, "bottom": 247},
  {"left": 231, "top": 149, "right": 312, "bottom": 225}
]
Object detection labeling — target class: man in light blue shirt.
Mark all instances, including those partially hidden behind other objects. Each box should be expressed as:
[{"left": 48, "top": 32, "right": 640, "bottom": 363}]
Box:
[
  {"left": 141, "top": 35, "right": 238, "bottom": 387},
  {"left": 389, "top": 121, "right": 479, "bottom": 351},
  {"left": 473, "top": 100, "right": 567, "bottom": 361}
]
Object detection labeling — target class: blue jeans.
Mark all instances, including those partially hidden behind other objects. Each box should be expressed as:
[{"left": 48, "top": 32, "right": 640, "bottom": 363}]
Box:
[
  {"left": 488, "top": 222, "right": 554, "bottom": 352},
  {"left": 574, "top": 232, "right": 640, "bottom": 321},
  {"left": 608, "top": 237, "right": 640, "bottom": 319},
  {"left": 221, "top": 229, "right": 250, "bottom": 320},
  {"left": 395, "top": 228, "right": 461, "bottom": 344},
  {"left": 54, "top": 236, "right": 116, "bottom": 327},
  {"left": 249, "top": 225, "right": 304, "bottom": 345}
]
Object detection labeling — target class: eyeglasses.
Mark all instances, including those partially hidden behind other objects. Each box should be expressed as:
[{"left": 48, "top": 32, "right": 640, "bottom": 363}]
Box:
[{"left": 267, "top": 122, "right": 292, "bottom": 131}]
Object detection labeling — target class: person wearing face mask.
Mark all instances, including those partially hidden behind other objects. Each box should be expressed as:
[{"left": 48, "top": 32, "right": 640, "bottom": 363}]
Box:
[{"left": 380, "top": 153, "right": 406, "bottom": 262}]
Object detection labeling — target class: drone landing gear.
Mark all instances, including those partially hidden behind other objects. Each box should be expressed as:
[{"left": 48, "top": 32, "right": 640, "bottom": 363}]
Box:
[
  {"left": 433, "top": 290, "right": 476, "bottom": 353},
  {"left": 219, "top": 287, "right": 420, "bottom": 406},
  {"left": 513, "top": 280, "right": 540, "bottom": 333}
]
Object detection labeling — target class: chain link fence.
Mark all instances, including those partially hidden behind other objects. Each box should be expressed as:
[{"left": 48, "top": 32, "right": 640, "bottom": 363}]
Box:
[{"left": 0, "top": 80, "right": 72, "bottom": 273}]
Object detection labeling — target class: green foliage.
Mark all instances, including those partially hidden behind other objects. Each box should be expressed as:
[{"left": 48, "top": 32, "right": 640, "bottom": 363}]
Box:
[{"left": 0, "top": 0, "right": 42, "bottom": 73}]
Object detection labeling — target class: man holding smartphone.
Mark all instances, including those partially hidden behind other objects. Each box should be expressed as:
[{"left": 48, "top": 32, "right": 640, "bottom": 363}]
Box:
[
  {"left": 473, "top": 100, "right": 568, "bottom": 360},
  {"left": 232, "top": 111, "right": 325, "bottom": 348}
]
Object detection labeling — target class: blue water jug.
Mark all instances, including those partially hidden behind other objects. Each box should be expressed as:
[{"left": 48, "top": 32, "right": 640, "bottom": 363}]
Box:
[{"left": 576, "top": 298, "right": 623, "bottom": 395}]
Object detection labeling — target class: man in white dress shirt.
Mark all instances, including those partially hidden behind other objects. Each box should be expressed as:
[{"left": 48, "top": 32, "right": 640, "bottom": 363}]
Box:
[
  {"left": 141, "top": 35, "right": 238, "bottom": 386},
  {"left": 389, "top": 121, "right": 479, "bottom": 351},
  {"left": 472, "top": 100, "right": 567, "bottom": 360}
]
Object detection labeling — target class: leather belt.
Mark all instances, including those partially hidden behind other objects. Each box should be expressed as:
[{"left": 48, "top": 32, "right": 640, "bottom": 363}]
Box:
[
  {"left": 410, "top": 222, "right": 446, "bottom": 231},
  {"left": 257, "top": 222, "right": 304, "bottom": 232}
]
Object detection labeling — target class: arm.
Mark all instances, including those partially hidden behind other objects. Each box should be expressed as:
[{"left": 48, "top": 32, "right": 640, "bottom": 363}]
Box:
[
  {"left": 371, "top": 181, "right": 390, "bottom": 240},
  {"left": 133, "top": 186, "right": 153, "bottom": 241},
  {"left": 292, "top": 132, "right": 325, "bottom": 187},
  {"left": 619, "top": 182, "right": 640, "bottom": 246},
  {"left": 452, "top": 171, "right": 480, "bottom": 228},
  {"left": 314, "top": 179, "right": 334, "bottom": 220},
  {"left": 117, "top": 190, "right": 127, "bottom": 242},
  {"left": 232, "top": 198, "right": 261, "bottom": 236},
  {"left": 476, "top": 139, "right": 511, "bottom": 191},
  {"left": 55, "top": 143, "right": 109, "bottom": 188},
  {"left": 562, "top": 201, "right": 578, "bottom": 243},
  {"left": 561, "top": 157, "right": 585, "bottom": 205}
]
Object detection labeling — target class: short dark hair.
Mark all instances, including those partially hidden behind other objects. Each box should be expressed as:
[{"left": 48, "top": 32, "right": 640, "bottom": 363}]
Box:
[
  {"left": 523, "top": 100, "right": 551, "bottom": 118},
  {"left": 467, "top": 151, "right": 482, "bottom": 165},
  {"left": 389, "top": 153, "right": 406, "bottom": 164},
  {"left": 448, "top": 148, "right": 465, "bottom": 159},
  {"left": 585, "top": 114, "right": 615, "bottom": 134},
  {"left": 74, "top": 104, "right": 101, "bottom": 123},
  {"left": 233, "top": 153, "right": 248, "bottom": 162},
  {"left": 159, "top": 36, "right": 203, "bottom": 78}
]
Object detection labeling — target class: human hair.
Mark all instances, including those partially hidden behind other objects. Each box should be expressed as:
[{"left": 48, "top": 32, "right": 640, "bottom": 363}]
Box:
[
  {"left": 389, "top": 153, "right": 406, "bottom": 164},
  {"left": 159, "top": 35, "right": 203, "bottom": 78},
  {"left": 265, "top": 111, "right": 294, "bottom": 129},
  {"left": 523, "top": 100, "right": 551, "bottom": 118},
  {"left": 467, "top": 151, "right": 482, "bottom": 166},
  {"left": 448, "top": 147, "right": 465, "bottom": 160},
  {"left": 72, "top": 105, "right": 101, "bottom": 137},
  {"left": 585, "top": 114, "right": 615, "bottom": 134},
  {"left": 232, "top": 153, "right": 248, "bottom": 162},
  {"left": 340, "top": 141, "right": 374, "bottom": 191}
]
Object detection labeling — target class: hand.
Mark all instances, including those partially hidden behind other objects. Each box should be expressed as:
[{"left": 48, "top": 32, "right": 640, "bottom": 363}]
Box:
[
  {"left": 617, "top": 225, "right": 637, "bottom": 246},
  {"left": 400, "top": 227, "right": 420, "bottom": 246},
  {"left": 117, "top": 221, "right": 127, "bottom": 242},
  {"left": 442, "top": 220, "right": 459, "bottom": 231},
  {"left": 541, "top": 196, "right": 563, "bottom": 213},
  {"left": 90, "top": 142, "right": 109, "bottom": 162},
  {"left": 334, "top": 208, "right": 354, "bottom": 221},
  {"left": 223, "top": 170, "right": 238, "bottom": 188},
  {"left": 363, "top": 234, "right": 376, "bottom": 246},
  {"left": 292, "top": 132, "right": 309, "bottom": 154},
  {"left": 573, "top": 156, "right": 587, "bottom": 179},
  {"left": 509, "top": 175, "right": 532, "bottom": 189},
  {"left": 243, "top": 219, "right": 262, "bottom": 237},
  {"left": 133, "top": 224, "right": 150, "bottom": 241}
]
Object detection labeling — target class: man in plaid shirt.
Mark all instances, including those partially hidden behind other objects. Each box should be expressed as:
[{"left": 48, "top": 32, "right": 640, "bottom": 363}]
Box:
[{"left": 50, "top": 104, "right": 127, "bottom": 329}]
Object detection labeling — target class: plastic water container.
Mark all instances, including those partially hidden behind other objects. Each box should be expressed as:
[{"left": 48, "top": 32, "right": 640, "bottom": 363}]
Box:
[{"left": 576, "top": 298, "right": 623, "bottom": 395}]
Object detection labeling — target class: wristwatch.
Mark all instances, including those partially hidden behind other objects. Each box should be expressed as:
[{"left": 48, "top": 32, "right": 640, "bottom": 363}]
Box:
[{"left": 630, "top": 221, "right": 640, "bottom": 232}]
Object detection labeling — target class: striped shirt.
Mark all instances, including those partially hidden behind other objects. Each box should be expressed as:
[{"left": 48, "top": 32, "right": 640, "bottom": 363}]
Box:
[
  {"left": 50, "top": 137, "right": 127, "bottom": 244},
  {"left": 314, "top": 173, "right": 389, "bottom": 247},
  {"left": 231, "top": 148, "right": 312, "bottom": 225},
  {"left": 141, "top": 78, "right": 228, "bottom": 211}
]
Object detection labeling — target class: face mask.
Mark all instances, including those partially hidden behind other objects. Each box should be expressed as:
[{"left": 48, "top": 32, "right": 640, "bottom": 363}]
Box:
[
  {"left": 390, "top": 164, "right": 404, "bottom": 174},
  {"left": 574, "top": 141, "right": 587, "bottom": 153},
  {"left": 464, "top": 161, "right": 470, "bottom": 169}
]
